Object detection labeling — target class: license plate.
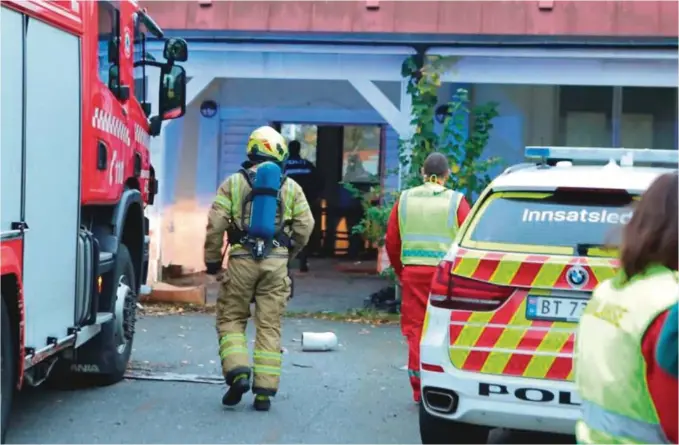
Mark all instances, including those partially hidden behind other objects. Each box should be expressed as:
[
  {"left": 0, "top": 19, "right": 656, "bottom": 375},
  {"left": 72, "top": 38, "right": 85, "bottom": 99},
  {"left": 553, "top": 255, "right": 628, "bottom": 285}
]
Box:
[{"left": 526, "top": 296, "right": 589, "bottom": 322}]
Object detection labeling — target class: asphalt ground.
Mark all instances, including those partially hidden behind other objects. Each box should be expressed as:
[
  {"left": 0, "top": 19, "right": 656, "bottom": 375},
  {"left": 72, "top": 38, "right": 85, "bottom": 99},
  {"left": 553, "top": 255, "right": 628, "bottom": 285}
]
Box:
[{"left": 6, "top": 312, "right": 574, "bottom": 444}]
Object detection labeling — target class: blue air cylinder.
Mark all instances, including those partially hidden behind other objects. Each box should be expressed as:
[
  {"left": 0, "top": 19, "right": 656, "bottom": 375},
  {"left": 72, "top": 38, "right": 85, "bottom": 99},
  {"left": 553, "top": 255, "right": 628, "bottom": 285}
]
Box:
[{"left": 248, "top": 161, "right": 282, "bottom": 239}]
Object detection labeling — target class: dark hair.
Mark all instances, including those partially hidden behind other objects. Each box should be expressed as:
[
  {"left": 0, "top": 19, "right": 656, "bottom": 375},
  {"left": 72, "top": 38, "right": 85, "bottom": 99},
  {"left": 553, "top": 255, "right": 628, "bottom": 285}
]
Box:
[
  {"left": 423, "top": 152, "right": 450, "bottom": 177},
  {"left": 289, "top": 140, "right": 301, "bottom": 156},
  {"left": 620, "top": 172, "right": 678, "bottom": 277}
]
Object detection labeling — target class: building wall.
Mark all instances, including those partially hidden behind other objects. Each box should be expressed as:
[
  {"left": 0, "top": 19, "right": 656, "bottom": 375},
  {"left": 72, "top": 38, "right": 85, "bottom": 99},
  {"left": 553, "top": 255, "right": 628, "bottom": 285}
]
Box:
[{"left": 159, "top": 77, "right": 451, "bottom": 270}]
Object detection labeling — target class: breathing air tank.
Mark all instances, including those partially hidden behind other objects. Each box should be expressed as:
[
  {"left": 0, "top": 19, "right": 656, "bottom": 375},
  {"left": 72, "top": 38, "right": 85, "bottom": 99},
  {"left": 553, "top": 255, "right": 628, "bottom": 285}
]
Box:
[{"left": 248, "top": 161, "right": 282, "bottom": 239}]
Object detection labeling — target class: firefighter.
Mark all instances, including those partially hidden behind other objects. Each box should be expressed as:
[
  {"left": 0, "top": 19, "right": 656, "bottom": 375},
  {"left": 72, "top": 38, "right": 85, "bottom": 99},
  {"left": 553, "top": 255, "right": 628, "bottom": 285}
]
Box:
[
  {"left": 204, "top": 126, "right": 314, "bottom": 412},
  {"left": 575, "top": 172, "right": 678, "bottom": 444},
  {"left": 384, "top": 152, "right": 471, "bottom": 403}
]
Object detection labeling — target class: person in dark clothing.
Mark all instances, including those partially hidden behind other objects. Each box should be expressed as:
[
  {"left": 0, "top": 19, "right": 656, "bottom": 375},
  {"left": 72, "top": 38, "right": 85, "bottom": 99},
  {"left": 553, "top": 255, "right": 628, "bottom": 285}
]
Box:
[{"left": 284, "top": 140, "right": 321, "bottom": 272}]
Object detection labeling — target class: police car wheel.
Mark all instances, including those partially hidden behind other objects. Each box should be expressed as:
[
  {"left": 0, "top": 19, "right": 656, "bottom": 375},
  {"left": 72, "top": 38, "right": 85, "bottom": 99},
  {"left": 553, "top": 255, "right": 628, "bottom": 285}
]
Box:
[{"left": 419, "top": 402, "right": 489, "bottom": 444}]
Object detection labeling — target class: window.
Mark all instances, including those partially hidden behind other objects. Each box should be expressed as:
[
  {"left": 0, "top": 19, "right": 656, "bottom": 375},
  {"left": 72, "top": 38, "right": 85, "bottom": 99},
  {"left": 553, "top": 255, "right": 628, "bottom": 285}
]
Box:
[
  {"left": 621, "top": 87, "right": 677, "bottom": 150},
  {"left": 133, "top": 14, "right": 147, "bottom": 104},
  {"left": 97, "top": 1, "right": 119, "bottom": 92},
  {"left": 463, "top": 192, "right": 635, "bottom": 255},
  {"left": 341, "top": 125, "right": 381, "bottom": 184},
  {"left": 558, "top": 86, "right": 613, "bottom": 147},
  {"left": 559, "top": 86, "right": 678, "bottom": 150},
  {"left": 279, "top": 124, "right": 318, "bottom": 164}
]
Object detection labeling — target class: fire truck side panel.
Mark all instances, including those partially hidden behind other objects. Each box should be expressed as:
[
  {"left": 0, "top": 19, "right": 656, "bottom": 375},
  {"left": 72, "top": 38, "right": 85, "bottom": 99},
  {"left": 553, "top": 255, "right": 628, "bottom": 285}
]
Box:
[
  {"left": 1, "top": 6, "right": 28, "bottom": 386},
  {"left": 22, "top": 16, "right": 81, "bottom": 350},
  {"left": 0, "top": 9, "right": 24, "bottom": 236}
]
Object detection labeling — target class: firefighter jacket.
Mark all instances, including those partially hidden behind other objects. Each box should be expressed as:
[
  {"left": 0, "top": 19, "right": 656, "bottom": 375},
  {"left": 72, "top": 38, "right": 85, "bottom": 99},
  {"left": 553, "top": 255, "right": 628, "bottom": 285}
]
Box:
[
  {"left": 575, "top": 265, "right": 679, "bottom": 444},
  {"left": 204, "top": 169, "right": 315, "bottom": 263},
  {"left": 397, "top": 182, "right": 465, "bottom": 267}
]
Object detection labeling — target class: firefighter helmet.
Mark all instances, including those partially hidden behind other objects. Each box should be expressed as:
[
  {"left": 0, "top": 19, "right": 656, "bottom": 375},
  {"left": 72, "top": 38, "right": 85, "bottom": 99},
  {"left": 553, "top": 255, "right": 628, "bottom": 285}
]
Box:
[{"left": 246, "top": 126, "right": 289, "bottom": 164}]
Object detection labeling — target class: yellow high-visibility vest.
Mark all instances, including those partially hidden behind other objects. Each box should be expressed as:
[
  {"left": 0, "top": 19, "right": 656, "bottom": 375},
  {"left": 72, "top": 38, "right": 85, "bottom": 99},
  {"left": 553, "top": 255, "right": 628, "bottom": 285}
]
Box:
[
  {"left": 398, "top": 182, "right": 463, "bottom": 267},
  {"left": 575, "top": 265, "right": 679, "bottom": 444}
]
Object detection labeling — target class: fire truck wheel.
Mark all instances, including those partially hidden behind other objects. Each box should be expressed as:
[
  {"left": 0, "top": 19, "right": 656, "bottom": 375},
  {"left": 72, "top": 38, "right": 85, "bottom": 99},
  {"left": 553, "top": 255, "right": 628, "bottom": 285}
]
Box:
[
  {"left": 1, "top": 298, "right": 16, "bottom": 443},
  {"left": 89, "top": 244, "right": 138, "bottom": 385},
  {"left": 54, "top": 244, "right": 138, "bottom": 387}
]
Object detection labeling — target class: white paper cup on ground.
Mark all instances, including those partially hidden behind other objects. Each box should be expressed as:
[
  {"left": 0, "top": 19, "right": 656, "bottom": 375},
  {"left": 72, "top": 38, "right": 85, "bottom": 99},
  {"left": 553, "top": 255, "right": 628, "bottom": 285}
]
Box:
[{"left": 301, "top": 332, "right": 338, "bottom": 352}]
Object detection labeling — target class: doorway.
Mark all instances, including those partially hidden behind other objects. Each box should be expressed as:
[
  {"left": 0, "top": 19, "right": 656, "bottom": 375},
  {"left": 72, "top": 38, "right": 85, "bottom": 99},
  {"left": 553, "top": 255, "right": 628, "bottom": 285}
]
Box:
[{"left": 274, "top": 122, "right": 385, "bottom": 259}]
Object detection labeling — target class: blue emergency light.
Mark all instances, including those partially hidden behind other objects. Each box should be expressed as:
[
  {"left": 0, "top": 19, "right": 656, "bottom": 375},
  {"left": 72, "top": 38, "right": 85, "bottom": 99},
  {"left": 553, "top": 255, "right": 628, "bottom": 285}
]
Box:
[{"left": 525, "top": 146, "right": 679, "bottom": 168}]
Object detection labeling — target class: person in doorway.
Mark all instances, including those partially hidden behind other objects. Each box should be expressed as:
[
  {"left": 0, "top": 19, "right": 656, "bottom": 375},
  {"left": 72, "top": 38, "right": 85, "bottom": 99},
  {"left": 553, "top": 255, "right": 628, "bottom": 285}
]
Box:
[
  {"left": 204, "top": 126, "right": 314, "bottom": 412},
  {"left": 575, "top": 172, "right": 678, "bottom": 444},
  {"left": 284, "top": 140, "right": 321, "bottom": 272},
  {"left": 384, "top": 152, "right": 471, "bottom": 403}
]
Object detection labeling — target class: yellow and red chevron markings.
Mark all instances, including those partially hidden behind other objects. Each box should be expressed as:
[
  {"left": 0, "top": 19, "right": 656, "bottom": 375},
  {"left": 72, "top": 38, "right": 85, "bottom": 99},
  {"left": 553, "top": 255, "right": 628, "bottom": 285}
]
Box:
[
  {"left": 451, "top": 247, "right": 619, "bottom": 291},
  {"left": 448, "top": 248, "right": 619, "bottom": 381}
]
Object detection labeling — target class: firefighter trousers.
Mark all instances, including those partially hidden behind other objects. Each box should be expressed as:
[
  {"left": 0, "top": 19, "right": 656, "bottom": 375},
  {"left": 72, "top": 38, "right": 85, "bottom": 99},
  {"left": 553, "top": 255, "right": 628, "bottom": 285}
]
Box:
[
  {"left": 216, "top": 255, "right": 291, "bottom": 397},
  {"left": 400, "top": 265, "right": 436, "bottom": 403}
]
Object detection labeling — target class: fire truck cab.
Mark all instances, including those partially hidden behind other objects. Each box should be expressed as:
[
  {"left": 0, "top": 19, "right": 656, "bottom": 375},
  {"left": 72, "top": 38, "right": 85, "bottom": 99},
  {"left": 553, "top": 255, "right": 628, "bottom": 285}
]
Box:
[{"left": 0, "top": 1, "right": 188, "bottom": 441}]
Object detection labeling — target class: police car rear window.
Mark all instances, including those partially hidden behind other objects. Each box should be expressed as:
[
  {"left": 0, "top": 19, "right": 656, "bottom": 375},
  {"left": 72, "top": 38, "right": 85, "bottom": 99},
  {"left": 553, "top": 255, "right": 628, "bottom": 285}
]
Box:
[{"left": 463, "top": 192, "right": 636, "bottom": 255}]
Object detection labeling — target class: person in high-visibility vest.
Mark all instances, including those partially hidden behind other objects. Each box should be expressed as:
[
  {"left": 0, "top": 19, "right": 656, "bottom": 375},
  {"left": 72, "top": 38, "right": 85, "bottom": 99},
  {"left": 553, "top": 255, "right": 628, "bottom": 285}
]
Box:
[
  {"left": 575, "top": 172, "right": 678, "bottom": 444},
  {"left": 384, "top": 152, "right": 471, "bottom": 403}
]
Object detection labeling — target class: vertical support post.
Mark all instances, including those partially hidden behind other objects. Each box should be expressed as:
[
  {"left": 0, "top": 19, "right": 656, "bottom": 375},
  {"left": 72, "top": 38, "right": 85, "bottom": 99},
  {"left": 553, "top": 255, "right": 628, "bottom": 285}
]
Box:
[
  {"left": 145, "top": 74, "right": 165, "bottom": 283},
  {"left": 611, "top": 86, "right": 623, "bottom": 148},
  {"left": 398, "top": 76, "right": 415, "bottom": 190}
]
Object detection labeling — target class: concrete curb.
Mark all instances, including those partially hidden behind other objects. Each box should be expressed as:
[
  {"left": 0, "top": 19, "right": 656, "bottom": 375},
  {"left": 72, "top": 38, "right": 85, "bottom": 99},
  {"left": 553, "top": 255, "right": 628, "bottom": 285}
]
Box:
[{"left": 139, "top": 282, "right": 207, "bottom": 305}]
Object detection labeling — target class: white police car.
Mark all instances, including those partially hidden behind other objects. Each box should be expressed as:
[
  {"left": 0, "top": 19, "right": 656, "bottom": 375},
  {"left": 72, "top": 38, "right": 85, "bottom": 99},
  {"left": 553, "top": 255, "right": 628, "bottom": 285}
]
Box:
[{"left": 417, "top": 146, "right": 678, "bottom": 444}]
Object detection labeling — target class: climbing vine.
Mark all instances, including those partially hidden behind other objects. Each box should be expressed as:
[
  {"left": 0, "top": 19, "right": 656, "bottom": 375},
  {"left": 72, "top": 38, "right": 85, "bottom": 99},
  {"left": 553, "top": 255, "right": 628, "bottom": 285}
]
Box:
[{"left": 344, "top": 54, "right": 502, "bottom": 278}]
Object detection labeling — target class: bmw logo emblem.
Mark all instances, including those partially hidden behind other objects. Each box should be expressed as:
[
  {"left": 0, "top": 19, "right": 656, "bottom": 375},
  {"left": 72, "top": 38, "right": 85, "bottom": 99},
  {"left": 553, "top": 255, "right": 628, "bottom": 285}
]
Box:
[{"left": 566, "top": 265, "right": 589, "bottom": 289}]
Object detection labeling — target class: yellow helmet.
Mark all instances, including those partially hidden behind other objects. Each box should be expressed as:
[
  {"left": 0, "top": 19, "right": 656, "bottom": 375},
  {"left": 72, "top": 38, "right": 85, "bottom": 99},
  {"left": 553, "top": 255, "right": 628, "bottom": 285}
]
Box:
[{"left": 246, "top": 126, "right": 288, "bottom": 164}]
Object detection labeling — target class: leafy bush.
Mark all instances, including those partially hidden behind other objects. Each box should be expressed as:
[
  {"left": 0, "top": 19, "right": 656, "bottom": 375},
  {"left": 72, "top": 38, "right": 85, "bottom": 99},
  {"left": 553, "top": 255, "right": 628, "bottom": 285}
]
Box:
[{"left": 343, "top": 55, "right": 502, "bottom": 281}]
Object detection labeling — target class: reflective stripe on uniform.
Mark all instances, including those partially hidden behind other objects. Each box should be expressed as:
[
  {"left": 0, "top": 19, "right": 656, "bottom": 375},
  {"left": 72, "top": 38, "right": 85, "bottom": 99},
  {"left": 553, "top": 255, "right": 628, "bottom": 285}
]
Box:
[
  {"left": 214, "top": 194, "right": 230, "bottom": 211},
  {"left": 219, "top": 333, "right": 248, "bottom": 359},
  {"left": 253, "top": 349, "right": 282, "bottom": 376},
  {"left": 253, "top": 350, "right": 282, "bottom": 362},
  {"left": 253, "top": 365, "right": 281, "bottom": 376},
  {"left": 402, "top": 249, "right": 446, "bottom": 260},
  {"left": 579, "top": 401, "right": 670, "bottom": 444}
]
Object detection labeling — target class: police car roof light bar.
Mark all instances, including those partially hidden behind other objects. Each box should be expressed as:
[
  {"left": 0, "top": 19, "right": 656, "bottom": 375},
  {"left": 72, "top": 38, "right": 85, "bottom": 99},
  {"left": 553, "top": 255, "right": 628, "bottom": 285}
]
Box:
[{"left": 525, "top": 146, "right": 679, "bottom": 168}]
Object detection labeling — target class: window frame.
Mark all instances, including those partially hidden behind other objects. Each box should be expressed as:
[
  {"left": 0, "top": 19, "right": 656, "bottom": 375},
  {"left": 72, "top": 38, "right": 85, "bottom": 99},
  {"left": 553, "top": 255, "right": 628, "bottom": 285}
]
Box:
[{"left": 132, "top": 13, "right": 148, "bottom": 107}]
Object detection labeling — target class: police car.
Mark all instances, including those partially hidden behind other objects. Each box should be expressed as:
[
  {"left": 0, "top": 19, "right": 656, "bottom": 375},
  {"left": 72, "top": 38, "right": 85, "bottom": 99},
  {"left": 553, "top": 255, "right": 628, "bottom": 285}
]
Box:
[{"left": 418, "top": 146, "right": 679, "bottom": 444}]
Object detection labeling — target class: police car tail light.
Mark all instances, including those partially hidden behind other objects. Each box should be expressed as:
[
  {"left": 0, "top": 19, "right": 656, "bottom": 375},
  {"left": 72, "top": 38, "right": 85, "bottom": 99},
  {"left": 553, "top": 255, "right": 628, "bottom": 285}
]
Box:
[{"left": 429, "top": 260, "right": 514, "bottom": 311}]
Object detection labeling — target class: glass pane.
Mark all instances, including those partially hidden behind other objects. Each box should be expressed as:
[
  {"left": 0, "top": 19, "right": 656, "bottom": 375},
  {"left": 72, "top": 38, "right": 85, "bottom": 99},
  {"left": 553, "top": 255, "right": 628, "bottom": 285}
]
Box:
[
  {"left": 280, "top": 123, "right": 317, "bottom": 164},
  {"left": 622, "top": 87, "right": 678, "bottom": 150},
  {"left": 342, "top": 125, "right": 380, "bottom": 184},
  {"left": 558, "top": 86, "right": 613, "bottom": 147},
  {"left": 97, "top": 4, "right": 115, "bottom": 86}
]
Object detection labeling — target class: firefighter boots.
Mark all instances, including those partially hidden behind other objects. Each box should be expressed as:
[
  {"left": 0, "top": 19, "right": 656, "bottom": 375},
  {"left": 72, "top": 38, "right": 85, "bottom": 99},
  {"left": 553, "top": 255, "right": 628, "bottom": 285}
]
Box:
[
  {"left": 253, "top": 394, "right": 271, "bottom": 411},
  {"left": 222, "top": 373, "right": 250, "bottom": 406}
]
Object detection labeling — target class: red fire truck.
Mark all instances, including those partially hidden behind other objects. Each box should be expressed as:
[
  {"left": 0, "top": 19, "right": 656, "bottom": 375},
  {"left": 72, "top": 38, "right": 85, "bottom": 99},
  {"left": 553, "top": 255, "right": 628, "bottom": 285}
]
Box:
[{"left": 0, "top": 0, "right": 188, "bottom": 440}]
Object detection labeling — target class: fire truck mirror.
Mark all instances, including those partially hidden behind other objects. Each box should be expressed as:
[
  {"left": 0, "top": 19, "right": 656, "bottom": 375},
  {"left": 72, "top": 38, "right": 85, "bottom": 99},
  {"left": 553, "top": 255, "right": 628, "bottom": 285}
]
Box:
[
  {"left": 159, "top": 64, "right": 186, "bottom": 121},
  {"left": 163, "top": 38, "right": 188, "bottom": 63}
]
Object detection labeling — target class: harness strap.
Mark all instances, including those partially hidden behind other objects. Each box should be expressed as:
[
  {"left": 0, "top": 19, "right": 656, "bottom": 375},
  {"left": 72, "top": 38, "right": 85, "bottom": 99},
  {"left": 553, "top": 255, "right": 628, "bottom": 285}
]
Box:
[{"left": 229, "top": 167, "right": 294, "bottom": 260}]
